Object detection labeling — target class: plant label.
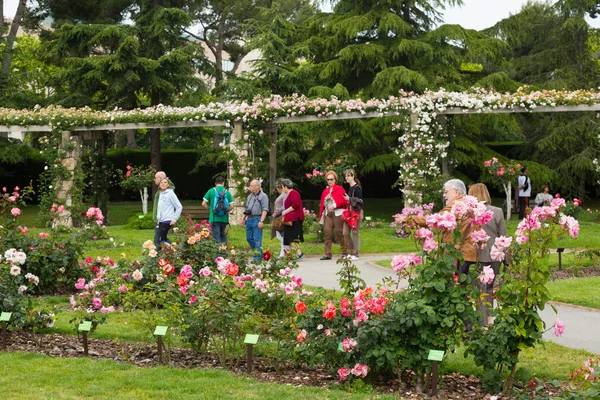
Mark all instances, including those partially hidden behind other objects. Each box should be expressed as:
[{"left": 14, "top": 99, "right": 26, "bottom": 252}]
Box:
[
  {"left": 364, "top": 216, "right": 372, "bottom": 221},
  {"left": 427, "top": 349, "right": 445, "bottom": 361},
  {"left": 0, "top": 312, "right": 11, "bottom": 322},
  {"left": 78, "top": 321, "right": 92, "bottom": 332},
  {"left": 337, "top": 342, "right": 344, "bottom": 352},
  {"left": 244, "top": 334, "right": 259, "bottom": 344},
  {"left": 154, "top": 326, "right": 168, "bottom": 336}
]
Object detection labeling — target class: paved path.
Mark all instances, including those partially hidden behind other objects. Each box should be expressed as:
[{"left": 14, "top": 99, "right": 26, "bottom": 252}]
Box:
[{"left": 297, "top": 254, "right": 600, "bottom": 354}]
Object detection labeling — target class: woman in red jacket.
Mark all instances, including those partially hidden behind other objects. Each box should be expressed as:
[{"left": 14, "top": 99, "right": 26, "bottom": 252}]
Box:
[
  {"left": 280, "top": 179, "right": 304, "bottom": 259},
  {"left": 319, "top": 171, "right": 347, "bottom": 260}
]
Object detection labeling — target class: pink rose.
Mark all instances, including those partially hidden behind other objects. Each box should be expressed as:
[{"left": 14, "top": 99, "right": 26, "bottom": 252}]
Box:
[
  {"left": 351, "top": 363, "right": 369, "bottom": 378},
  {"left": 11, "top": 208, "right": 21, "bottom": 216},
  {"left": 471, "top": 229, "right": 490, "bottom": 246},
  {"left": 342, "top": 337, "right": 358, "bottom": 352},
  {"left": 92, "top": 297, "right": 102, "bottom": 309},
  {"left": 553, "top": 319, "right": 565, "bottom": 337},
  {"left": 100, "top": 306, "right": 115, "bottom": 313},
  {"left": 57, "top": 205, "right": 65, "bottom": 213},
  {"left": 338, "top": 368, "right": 352, "bottom": 381},
  {"left": 125, "top": 170, "right": 131, "bottom": 177},
  {"left": 75, "top": 278, "right": 86, "bottom": 290},
  {"left": 478, "top": 266, "right": 495, "bottom": 285},
  {"left": 118, "top": 284, "right": 129, "bottom": 293},
  {"left": 39, "top": 232, "right": 50, "bottom": 239}
]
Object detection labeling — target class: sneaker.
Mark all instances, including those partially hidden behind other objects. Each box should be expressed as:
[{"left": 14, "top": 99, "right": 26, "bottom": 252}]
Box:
[
  {"left": 320, "top": 256, "right": 332, "bottom": 260},
  {"left": 349, "top": 255, "right": 359, "bottom": 261},
  {"left": 297, "top": 253, "right": 304, "bottom": 260}
]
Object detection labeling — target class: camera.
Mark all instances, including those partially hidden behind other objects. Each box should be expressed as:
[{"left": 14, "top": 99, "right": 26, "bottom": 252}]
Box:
[{"left": 243, "top": 210, "right": 252, "bottom": 216}]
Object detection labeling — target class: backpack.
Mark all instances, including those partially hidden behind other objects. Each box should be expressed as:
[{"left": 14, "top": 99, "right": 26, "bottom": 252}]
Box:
[
  {"left": 213, "top": 188, "right": 229, "bottom": 216},
  {"left": 518, "top": 175, "right": 529, "bottom": 192}
]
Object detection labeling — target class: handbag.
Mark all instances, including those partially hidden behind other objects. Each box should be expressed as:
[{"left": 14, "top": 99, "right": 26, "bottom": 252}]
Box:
[
  {"left": 272, "top": 216, "right": 284, "bottom": 232},
  {"left": 342, "top": 208, "right": 361, "bottom": 230}
]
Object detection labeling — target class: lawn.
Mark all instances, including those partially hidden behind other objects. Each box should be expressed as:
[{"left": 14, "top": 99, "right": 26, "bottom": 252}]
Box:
[
  {"left": 0, "top": 352, "right": 395, "bottom": 400},
  {"left": 547, "top": 277, "right": 600, "bottom": 309}
]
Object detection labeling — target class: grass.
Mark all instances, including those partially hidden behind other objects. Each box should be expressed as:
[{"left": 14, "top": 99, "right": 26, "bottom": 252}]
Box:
[
  {"left": 0, "top": 352, "right": 395, "bottom": 400},
  {"left": 547, "top": 277, "right": 600, "bottom": 309},
  {"left": 444, "top": 341, "right": 595, "bottom": 381}
]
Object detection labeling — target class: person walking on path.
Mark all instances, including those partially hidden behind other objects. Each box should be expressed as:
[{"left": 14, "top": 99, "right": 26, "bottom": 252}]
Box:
[
  {"left": 342, "top": 169, "right": 364, "bottom": 261},
  {"left": 152, "top": 171, "right": 167, "bottom": 250},
  {"left": 243, "top": 179, "right": 270, "bottom": 261},
  {"left": 156, "top": 177, "right": 182, "bottom": 250},
  {"left": 468, "top": 183, "right": 508, "bottom": 326},
  {"left": 516, "top": 166, "right": 531, "bottom": 219},
  {"left": 271, "top": 179, "right": 288, "bottom": 258},
  {"left": 280, "top": 179, "right": 304, "bottom": 260},
  {"left": 319, "top": 171, "right": 348, "bottom": 260},
  {"left": 202, "top": 176, "right": 234, "bottom": 247}
]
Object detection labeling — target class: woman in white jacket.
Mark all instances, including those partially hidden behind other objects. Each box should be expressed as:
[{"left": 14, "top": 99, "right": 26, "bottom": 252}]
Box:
[{"left": 156, "top": 178, "right": 182, "bottom": 249}]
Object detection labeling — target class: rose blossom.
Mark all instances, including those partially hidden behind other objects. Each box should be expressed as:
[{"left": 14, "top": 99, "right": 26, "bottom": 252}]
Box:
[
  {"left": 338, "top": 368, "right": 352, "bottom": 381},
  {"left": 132, "top": 269, "right": 143, "bottom": 281},
  {"left": 92, "top": 297, "right": 102, "bottom": 309},
  {"left": 553, "top": 319, "right": 566, "bottom": 337},
  {"left": 295, "top": 301, "right": 307, "bottom": 314},
  {"left": 118, "top": 284, "right": 129, "bottom": 293},
  {"left": 422, "top": 238, "right": 438, "bottom": 253},
  {"left": 11, "top": 208, "right": 21, "bottom": 216},
  {"left": 100, "top": 306, "right": 115, "bottom": 313},
  {"left": 351, "top": 363, "right": 369, "bottom": 378},
  {"left": 10, "top": 265, "right": 21, "bottom": 276},
  {"left": 490, "top": 245, "right": 506, "bottom": 262},
  {"left": 75, "top": 278, "right": 86, "bottom": 290},
  {"left": 478, "top": 266, "right": 495, "bottom": 285},
  {"left": 322, "top": 301, "right": 337, "bottom": 319},
  {"left": 471, "top": 229, "right": 490, "bottom": 247},
  {"left": 297, "top": 329, "right": 307, "bottom": 343},
  {"left": 342, "top": 337, "right": 358, "bottom": 352},
  {"left": 494, "top": 236, "right": 513, "bottom": 251},
  {"left": 18, "top": 285, "right": 27, "bottom": 294}
]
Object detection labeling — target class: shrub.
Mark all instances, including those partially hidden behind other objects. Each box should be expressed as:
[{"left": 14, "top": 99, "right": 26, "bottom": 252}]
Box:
[{"left": 126, "top": 213, "right": 155, "bottom": 230}]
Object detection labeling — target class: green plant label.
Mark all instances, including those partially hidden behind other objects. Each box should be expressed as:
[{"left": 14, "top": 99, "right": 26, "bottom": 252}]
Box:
[
  {"left": 364, "top": 216, "right": 372, "bottom": 221},
  {"left": 428, "top": 349, "right": 445, "bottom": 361},
  {"left": 138, "top": 215, "right": 145, "bottom": 219},
  {"left": 337, "top": 342, "right": 344, "bottom": 352},
  {"left": 79, "top": 321, "right": 92, "bottom": 332},
  {"left": 0, "top": 312, "right": 12, "bottom": 322},
  {"left": 244, "top": 334, "right": 259, "bottom": 344},
  {"left": 154, "top": 326, "right": 168, "bottom": 336}
]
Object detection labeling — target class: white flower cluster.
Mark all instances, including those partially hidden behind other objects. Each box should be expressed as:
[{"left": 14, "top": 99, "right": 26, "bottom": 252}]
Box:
[{"left": 4, "top": 248, "right": 26, "bottom": 265}]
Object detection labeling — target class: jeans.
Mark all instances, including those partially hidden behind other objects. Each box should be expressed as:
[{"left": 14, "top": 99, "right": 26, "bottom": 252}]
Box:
[
  {"left": 210, "top": 222, "right": 228, "bottom": 245},
  {"left": 246, "top": 217, "right": 263, "bottom": 260},
  {"left": 154, "top": 223, "right": 161, "bottom": 251},
  {"left": 157, "top": 222, "right": 172, "bottom": 249}
]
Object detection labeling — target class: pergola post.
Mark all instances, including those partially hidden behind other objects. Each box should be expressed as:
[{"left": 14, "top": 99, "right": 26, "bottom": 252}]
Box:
[
  {"left": 228, "top": 123, "right": 247, "bottom": 225},
  {"left": 403, "top": 113, "right": 422, "bottom": 207},
  {"left": 267, "top": 122, "right": 277, "bottom": 197},
  {"left": 54, "top": 131, "right": 83, "bottom": 228}
]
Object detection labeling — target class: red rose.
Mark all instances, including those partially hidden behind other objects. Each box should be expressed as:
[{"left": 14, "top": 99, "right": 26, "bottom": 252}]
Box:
[
  {"left": 322, "top": 301, "right": 337, "bottom": 320},
  {"left": 263, "top": 251, "right": 271, "bottom": 261},
  {"left": 295, "top": 301, "right": 307, "bottom": 314},
  {"left": 163, "top": 264, "right": 175, "bottom": 275},
  {"left": 225, "top": 263, "right": 239, "bottom": 276}
]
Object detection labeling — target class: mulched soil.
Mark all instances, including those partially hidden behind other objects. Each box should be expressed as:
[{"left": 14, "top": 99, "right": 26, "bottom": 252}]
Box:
[
  {"left": 551, "top": 266, "right": 600, "bottom": 280},
  {"left": 2, "top": 330, "right": 567, "bottom": 399}
]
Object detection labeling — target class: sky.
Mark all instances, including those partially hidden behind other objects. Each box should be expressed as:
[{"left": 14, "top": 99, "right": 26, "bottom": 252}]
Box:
[{"left": 3, "top": 0, "right": 599, "bottom": 30}]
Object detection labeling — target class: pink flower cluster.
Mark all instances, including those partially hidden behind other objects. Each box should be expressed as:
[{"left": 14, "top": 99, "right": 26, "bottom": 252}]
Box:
[
  {"left": 451, "top": 195, "right": 493, "bottom": 226},
  {"left": 305, "top": 168, "right": 324, "bottom": 179},
  {"left": 471, "top": 229, "right": 490, "bottom": 248},
  {"left": 85, "top": 206, "right": 105, "bottom": 225},
  {"left": 70, "top": 273, "right": 115, "bottom": 315},
  {"left": 426, "top": 211, "right": 457, "bottom": 232},
  {"left": 391, "top": 253, "right": 422, "bottom": 273},
  {"left": 341, "top": 337, "right": 358, "bottom": 352},
  {"left": 559, "top": 215, "right": 580, "bottom": 239},
  {"left": 490, "top": 236, "right": 513, "bottom": 262},
  {"left": 338, "top": 364, "right": 369, "bottom": 381}
]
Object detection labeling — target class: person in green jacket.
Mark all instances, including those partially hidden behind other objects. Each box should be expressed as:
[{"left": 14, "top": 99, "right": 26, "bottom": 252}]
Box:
[{"left": 202, "top": 176, "right": 234, "bottom": 246}]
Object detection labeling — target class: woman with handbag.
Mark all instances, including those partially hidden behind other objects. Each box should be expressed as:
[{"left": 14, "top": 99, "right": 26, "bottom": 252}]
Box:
[
  {"left": 271, "top": 179, "right": 288, "bottom": 258},
  {"left": 342, "top": 169, "right": 363, "bottom": 261},
  {"left": 318, "top": 171, "right": 348, "bottom": 260},
  {"left": 280, "top": 179, "right": 304, "bottom": 259}
]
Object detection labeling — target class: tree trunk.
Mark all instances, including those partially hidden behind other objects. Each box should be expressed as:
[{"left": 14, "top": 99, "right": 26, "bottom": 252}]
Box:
[
  {"left": 126, "top": 129, "right": 137, "bottom": 149},
  {"left": 0, "top": 0, "right": 4, "bottom": 32},
  {"left": 115, "top": 131, "right": 126, "bottom": 148},
  {"left": 2, "top": 0, "right": 27, "bottom": 74}
]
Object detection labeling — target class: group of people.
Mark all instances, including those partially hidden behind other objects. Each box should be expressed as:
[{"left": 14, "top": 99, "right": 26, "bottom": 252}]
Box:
[
  {"left": 400, "top": 178, "right": 508, "bottom": 326},
  {"left": 516, "top": 166, "right": 554, "bottom": 218},
  {"left": 149, "top": 169, "right": 365, "bottom": 262}
]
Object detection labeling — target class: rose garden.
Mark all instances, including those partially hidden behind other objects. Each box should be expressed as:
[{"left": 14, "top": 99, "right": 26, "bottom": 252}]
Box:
[{"left": 1, "top": 88, "right": 600, "bottom": 400}]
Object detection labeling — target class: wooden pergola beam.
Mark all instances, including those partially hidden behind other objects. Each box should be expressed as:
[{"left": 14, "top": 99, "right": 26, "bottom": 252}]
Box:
[{"left": 2, "top": 103, "right": 599, "bottom": 132}]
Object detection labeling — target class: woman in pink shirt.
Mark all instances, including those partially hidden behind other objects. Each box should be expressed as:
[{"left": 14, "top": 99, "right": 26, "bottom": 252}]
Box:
[
  {"left": 318, "top": 171, "right": 347, "bottom": 260},
  {"left": 280, "top": 179, "right": 304, "bottom": 259}
]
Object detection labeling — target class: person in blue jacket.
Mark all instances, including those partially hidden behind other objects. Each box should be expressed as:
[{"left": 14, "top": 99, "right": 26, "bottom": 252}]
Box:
[{"left": 156, "top": 177, "right": 182, "bottom": 250}]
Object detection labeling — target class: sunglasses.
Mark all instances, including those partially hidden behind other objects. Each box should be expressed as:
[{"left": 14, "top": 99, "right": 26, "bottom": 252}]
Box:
[{"left": 326, "top": 178, "right": 335, "bottom": 181}]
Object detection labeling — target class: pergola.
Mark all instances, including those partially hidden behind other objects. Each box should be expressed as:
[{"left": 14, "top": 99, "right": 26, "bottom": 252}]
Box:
[{"left": 2, "top": 90, "right": 600, "bottom": 225}]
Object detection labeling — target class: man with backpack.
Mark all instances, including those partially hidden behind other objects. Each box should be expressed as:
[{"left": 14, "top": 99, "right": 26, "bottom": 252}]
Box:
[
  {"left": 202, "top": 176, "right": 234, "bottom": 246},
  {"left": 516, "top": 166, "right": 531, "bottom": 219}
]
